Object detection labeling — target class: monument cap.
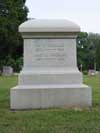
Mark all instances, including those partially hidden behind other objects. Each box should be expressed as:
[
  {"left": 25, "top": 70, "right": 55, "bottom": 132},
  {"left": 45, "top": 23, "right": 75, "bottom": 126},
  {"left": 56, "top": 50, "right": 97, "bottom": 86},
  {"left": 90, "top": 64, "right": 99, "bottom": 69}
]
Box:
[{"left": 19, "top": 19, "right": 80, "bottom": 33}]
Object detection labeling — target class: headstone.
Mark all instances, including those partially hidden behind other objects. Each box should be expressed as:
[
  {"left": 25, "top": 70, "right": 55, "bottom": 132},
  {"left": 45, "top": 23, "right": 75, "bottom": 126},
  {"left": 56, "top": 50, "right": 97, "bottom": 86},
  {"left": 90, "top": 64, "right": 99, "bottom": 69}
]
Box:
[
  {"left": 3, "top": 66, "right": 13, "bottom": 76},
  {"left": 88, "top": 69, "right": 96, "bottom": 76},
  {"left": 10, "top": 19, "right": 92, "bottom": 109}
]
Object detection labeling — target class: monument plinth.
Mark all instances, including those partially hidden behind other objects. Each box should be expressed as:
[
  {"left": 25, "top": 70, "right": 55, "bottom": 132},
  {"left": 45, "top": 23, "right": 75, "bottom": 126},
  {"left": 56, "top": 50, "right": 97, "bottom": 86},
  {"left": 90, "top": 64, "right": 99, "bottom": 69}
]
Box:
[{"left": 10, "top": 19, "right": 92, "bottom": 109}]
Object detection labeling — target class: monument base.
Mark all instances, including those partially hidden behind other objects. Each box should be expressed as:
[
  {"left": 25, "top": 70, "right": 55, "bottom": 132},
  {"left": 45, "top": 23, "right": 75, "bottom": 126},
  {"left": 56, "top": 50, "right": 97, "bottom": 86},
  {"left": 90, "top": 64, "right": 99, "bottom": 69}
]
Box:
[{"left": 10, "top": 84, "right": 92, "bottom": 109}]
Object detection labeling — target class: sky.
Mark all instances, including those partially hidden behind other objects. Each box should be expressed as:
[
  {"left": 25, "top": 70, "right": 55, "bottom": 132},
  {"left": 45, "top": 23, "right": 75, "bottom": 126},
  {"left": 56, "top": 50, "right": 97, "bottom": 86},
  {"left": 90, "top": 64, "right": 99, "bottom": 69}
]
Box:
[{"left": 25, "top": 0, "right": 100, "bottom": 33}]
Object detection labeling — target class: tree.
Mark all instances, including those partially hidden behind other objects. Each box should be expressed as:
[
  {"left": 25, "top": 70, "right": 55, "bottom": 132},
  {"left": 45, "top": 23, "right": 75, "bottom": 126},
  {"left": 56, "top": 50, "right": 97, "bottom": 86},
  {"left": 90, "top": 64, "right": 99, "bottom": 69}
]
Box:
[
  {"left": 87, "top": 33, "right": 100, "bottom": 70},
  {"left": 0, "top": 0, "right": 28, "bottom": 69},
  {"left": 96, "top": 39, "right": 100, "bottom": 70},
  {"left": 77, "top": 32, "right": 89, "bottom": 70},
  {"left": 77, "top": 32, "right": 100, "bottom": 71}
]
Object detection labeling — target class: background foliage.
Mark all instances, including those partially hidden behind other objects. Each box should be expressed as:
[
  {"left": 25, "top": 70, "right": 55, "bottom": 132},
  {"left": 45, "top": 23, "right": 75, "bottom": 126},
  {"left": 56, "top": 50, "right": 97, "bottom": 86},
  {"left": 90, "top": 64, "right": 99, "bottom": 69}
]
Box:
[
  {"left": 77, "top": 32, "right": 100, "bottom": 71},
  {"left": 0, "top": 0, "right": 28, "bottom": 71},
  {"left": 0, "top": 0, "right": 100, "bottom": 72}
]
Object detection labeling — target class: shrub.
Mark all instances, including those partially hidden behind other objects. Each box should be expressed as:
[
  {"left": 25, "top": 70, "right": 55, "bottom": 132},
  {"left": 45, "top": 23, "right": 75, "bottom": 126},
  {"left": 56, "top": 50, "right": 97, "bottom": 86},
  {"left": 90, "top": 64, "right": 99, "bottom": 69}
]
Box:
[{"left": 14, "top": 57, "right": 23, "bottom": 72}]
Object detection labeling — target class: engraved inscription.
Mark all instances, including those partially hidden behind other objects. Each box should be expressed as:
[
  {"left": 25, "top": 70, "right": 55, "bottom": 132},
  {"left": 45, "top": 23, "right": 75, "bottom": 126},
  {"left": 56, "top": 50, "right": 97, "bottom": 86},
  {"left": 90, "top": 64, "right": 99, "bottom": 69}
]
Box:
[{"left": 32, "top": 39, "right": 68, "bottom": 67}]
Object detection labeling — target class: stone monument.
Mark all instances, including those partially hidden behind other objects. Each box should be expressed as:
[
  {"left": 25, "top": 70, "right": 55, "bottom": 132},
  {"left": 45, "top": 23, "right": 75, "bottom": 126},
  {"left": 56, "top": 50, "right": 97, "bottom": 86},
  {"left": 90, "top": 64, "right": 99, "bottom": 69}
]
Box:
[
  {"left": 10, "top": 19, "right": 92, "bottom": 109},
  {"left": 3, "top": 66, "right": 13, "bottom": 76}
]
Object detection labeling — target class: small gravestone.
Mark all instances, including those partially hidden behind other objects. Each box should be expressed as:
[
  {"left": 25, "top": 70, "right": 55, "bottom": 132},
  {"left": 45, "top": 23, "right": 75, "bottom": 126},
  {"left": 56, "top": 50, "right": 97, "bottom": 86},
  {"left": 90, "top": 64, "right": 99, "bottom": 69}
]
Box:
[
  {"left": 3, "top": 66, "right": 13, "bottom": 76},
  {"left": 10, "top": 19, "right": 92, "bottom": 109},
  {"left": 88, "top": 69, "right": 96, "bottom": 76}
]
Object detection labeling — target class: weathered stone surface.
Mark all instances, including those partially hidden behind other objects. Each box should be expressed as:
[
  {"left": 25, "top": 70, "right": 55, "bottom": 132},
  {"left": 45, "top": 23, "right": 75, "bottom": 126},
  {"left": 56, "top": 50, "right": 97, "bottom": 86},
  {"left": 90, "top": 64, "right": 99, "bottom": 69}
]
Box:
[
  {"left": 10, "top": 19, "right": 92, "bottom": 109},
  {"left": 3, "top": 66, "right": 13, "bottom": 76}
]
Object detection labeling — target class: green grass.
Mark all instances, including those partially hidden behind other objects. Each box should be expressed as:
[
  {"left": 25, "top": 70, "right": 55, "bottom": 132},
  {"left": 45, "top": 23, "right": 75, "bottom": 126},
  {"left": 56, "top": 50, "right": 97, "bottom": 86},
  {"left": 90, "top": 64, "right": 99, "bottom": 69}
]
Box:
[{"left": 0, "top": 75, "right": 100, "bottom": 133}]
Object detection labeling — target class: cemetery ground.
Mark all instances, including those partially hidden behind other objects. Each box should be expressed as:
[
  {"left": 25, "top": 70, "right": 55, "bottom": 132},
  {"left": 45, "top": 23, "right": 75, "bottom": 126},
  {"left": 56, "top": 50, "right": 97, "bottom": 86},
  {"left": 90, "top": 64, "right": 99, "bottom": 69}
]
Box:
[{"left": 0, "top": 75, "right": 100, "bottom": 133}]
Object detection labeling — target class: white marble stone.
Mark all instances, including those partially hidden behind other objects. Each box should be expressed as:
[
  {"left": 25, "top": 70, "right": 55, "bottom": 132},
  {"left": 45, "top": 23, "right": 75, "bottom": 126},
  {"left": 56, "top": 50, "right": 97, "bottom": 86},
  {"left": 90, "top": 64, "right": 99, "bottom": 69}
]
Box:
[
  {"left": 10, "top": 19, "right": 92, "bottom": 109},
  {"left": 11, "top": 85, "right": 92, "bottom": 109},
  {"left": 23, "top": 39, "right": 77, "bottom": 68},
  {"left": 3, "top": 66, "right": 13, "bottom": 76},
  {"left": 19, "top": 19, "right": 80, "bottom": 32}
]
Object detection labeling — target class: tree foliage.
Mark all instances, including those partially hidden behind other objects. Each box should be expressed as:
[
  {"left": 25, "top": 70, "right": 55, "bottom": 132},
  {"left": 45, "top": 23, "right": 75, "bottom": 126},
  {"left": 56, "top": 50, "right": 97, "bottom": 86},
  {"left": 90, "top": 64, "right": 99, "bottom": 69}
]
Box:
[
  {"left": 77, "top": 32, "right": 100, "bottom": 71},
  {"left": 0, "top": 0, "right": 28, "bottom": 69},
  {"left": 0, "top": 1, "right": 100, "bottom": 72}
]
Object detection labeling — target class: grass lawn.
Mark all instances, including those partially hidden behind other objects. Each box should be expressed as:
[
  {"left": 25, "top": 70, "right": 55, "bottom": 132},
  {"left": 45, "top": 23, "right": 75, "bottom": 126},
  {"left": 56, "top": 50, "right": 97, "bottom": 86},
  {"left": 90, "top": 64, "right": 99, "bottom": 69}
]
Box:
[{"left": 0, "top": 75, "right": 100, "bottom": 133}]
